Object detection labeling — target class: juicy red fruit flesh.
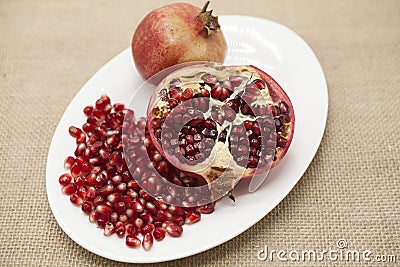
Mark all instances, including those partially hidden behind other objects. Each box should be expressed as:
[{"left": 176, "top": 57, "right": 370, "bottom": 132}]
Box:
[{"left": 146, "top": 64, "right": 295, "bottom": 200}]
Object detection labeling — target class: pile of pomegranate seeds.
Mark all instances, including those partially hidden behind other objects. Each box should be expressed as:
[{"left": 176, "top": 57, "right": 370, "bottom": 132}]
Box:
[{"left": 59, "top": 95, "right": 213, "bottom": 250}]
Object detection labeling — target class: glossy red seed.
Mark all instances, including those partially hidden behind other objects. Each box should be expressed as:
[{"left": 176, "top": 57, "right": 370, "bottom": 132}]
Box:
[
  {"left": 83, "top": 105, "right": 93, "bottom": 116},
  {"left": 77, "top": 186, "right": 87, "bottom": 199},
  {"left": 96, "top": 204, "right": 111, "bottom": 214},
  {"left": 185, "top": 211, "right": 201, "bottom": 224},
  {"left": 115, "top": 221, "right": 126, "bottom": 237},
  {"left": 142, "top": 233, "right": 153, "bottom": 251},
  {"left": 89, "top": 210, "right": 101, "bottom": 223},
  {"left": 64, "top": 156, "right": 74, "bottom": 170},
  {"left": 104, "top": 222, "right": 115, "bottom": 236},
  {"left": 81, "top": 201, "right": 93, "bottom": 215},
  {"left": 126, "top": 235, "right": 141, "bottom": 248},
  {"left": 153, "top": 227, "right": 166, "bottom": 241},
  {"left": 69, "top": 126, "right": 83, "bottom": 138},
  {"left": 113, "top": 103, "right": 125, "bottom": 112},
  {"left": 58, "top": 173, "right": 72, "bottom": 186},
  {"left": 131, "top": 199, "right": 144, "bottom": 213},
  {"left": 134, "top": 218, "right": 144, "bottom": 229},
  {"left": 62, "top": 183, "right": 76, "bottom": 195},
  {"left": 70, "top": 194, "right": 83, "bottom": 206},
  {"left": 86, "top": 186, "right": 97, "bottom": 200},
  {"left": 125, "top": 224, "right": 139, "bottom": 236},
  {"left": 165, "top": 222, "right": 183, "bottom": 237}
]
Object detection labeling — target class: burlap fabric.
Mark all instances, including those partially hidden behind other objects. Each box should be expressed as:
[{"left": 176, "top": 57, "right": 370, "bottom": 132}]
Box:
[{"left": 1, "top": 0, "right": 399, "bottom": 266}]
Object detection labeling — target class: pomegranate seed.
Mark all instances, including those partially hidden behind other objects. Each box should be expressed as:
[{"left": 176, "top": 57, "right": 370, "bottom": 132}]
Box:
[
  {"left": 104, "top": 222, "right": 115, "bottom": 236},
  {"left": 69, "top": 126, "right": 83, "bottom": 138},
  {"left": 70, "top": 194, "right": 83, "bottom": 206},
  {"left": 77, "top": 186, "right": 87, "bottom": 199},
  {"left": 99, "top": 184, "right": 114, "bottom": 196},
  {"left": 141, "top": 223, "right": 155, "bottom": 235},
  {"left": 196, "top": 203, "right": 215, "bottom": 214},
  {"left": 140, "top": 212, "right": 154, "bottom": 223},
  {"left": 169, "top": 205, "right": 184, "bottom": 215},
  {"left": 70, "top": 163, "right": 81, "bottom": 177},
  {"left": 125, "top": 224, "right": 139, "bottom": 236},
  {"left": 165, "top": 222, "right": 183, "bottom": 237},
  {"left": 107, "top": 192, "right": 120, "bottom": 203},
  {"left": 96, "top": 204, "right": 111, "bottom": 214},
  {"left": 131, "top": 199, "right": 144, "bottom": 213},
  {"left": 64, "top": 156, "right": 74, "bottom": 170},
  {"left": 153, "top": 227, "right": 166, "bottom": 241},
  {"left": 110, "top": 212, "right": 119, "bottom": 223},
  {"left": 114, "top": 201, "right": 126, "bottom": 213},
  {"left": 145, "top": 202, "right": 158, "bottom": 215},
  {"left": 119, "top": 214, "right": 128, "bottom": 223},
  {"left": 62, "top": 183, "right": 76, "bottom": 195},
  {"left": 83, "top": 105, "right": 93, "bottom": 116},
  {"left": 81, "top": 201, "right": 93, "bottom": 215},
  {"left": 74, "top": 143, "right": 86, "bottom": 157},
  {"left": 58, "top": 173, "right": 72, "bottom": 186},
  {"left": 115, "top": 221, "right": 126, "bottom": 237},
  {"left": 172, "top": 215, "right": 185, "bottom": 226},
  {"left": 86, "top": 186, "right": 97, "bottom": 200},
  {"left": 134, "top": 218, "right": 144, "bottom": 229},
  {"left": 156, "top": 210, "right": 172, "bottom": 221},
  {"left": 97, "top": 218, "right": 107, "bottom": 229},
  {"left": 185, "top": 211, "right": 201, "bottom": 224},
  {"left": 73, "top": 175, "right": 85, "bottom": 187},
  {"left": 89, "top": 210, "right": 101, "bottom": 223},
  {"left": 113, "top": 103, "right": 125, "bottom": 112},
  {"left": 126, "top": 235, "right": 141, "bottom": 248},
  {"left": 142, "top": 233, "right": 153, "bottom": 251}
]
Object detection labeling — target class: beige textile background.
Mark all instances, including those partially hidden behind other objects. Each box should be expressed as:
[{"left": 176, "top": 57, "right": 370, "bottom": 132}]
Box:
[{"left": 1, "top": 0, "right": 399, "bottom": 266}]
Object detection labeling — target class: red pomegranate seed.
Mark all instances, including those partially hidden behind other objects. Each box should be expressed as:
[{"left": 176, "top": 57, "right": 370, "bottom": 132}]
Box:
[
  {"left": 107, "top": 192, "right": 121, "bottom": 203},
  {"left": 156, "top": 210, "right": 172, "bottom": 221},
  {"left": 196, "top": 203, "right": 215, "bottom": 214},
  {"left": 77, "top": 186, "right": 87, "bottom": 199},
  {"left": 86, "top": 186, "right": 97, "bottom": 200},
  {"left": 115, "top": 221, "right": 126, "bottom": 237},
  {"left": 165, "top": 222, "right": 183, "bottom": 237},
  {"left": 153, "top": 227, "right": 166, "bottom": 241},
  {"left": 81, "top": 201, "right": 93, "bottom": 215},
  {"left": 110, "top": 212, "right": 119, "bottom": 223},
  {"left": 99, "top": 184, "right": 114, "bottom": 196},
  {"left": 126, "top": 235, "right": 141, "bottom": 248},
  {"left": 131, "top": 199, "right": 144, "bottom": 213},
  {"left": 93, "top": 195, "right": 104, "bottom": 206},
  {"left": 113, "top": 103, "right": 125, "bottom": 112},
  {"left": 141, "top": 223, "right": 155, "bottom": 235},
  {"left": 70, "top": 163, "right": 81, "bottom": 177},
  {"left": 169, "top": 205, "right": 184, "bottom": 215},
  {"left": 58, "top": 173, "right": 72, "bottom": 186},
  {"left": 96, "top": 204, "right": 111, "bottom": 214},
  {"left": 119, "top": 214, "right": 128, "bottom": 223},
  {"left": 134, "top": 218, "right": 144, "bottom": 229},
  {"left": 114, "top": 201, "right": 126, "bottom": 213},
  {"left": 74, "top": 143, "right": 86, "bottom": 157},
  {"left": 140, "top": 212, "right": 154, "bottom": 223},
  {"left": 69, "top": 126, "right": 83, "bottom": 138},
  {"left": 70, "top": 194, "right": 83, "bottom": 206},
  {"left": 64, "top": 156, "right": 74, "bottom": 170},
  {"left": 145, "top": 202, "right": 158, "bottom": 215},
  {"left": 104, "top": 222, "right": 115, "bottom": 236},
  {"left": 172, "top": 215, "right": 185, "bottom": 226},
  {"left": 73, "top": 175, "right": 85, "bottom": 187},
  {"left": 142, "top": 233, "right": 153, "bottom": 251},
  {"left": 76, "top": 133, "right": 86, "bottom": 144},
  {"left": 185, "top": 211, "right": 201, "bottom": 224},
  {"left": 125, "top": 224, "right": 139, "bottom": 236},
  {"left": 83, "top": 105, "right": 93, "bottom": 116},
  {"left": 62, "top": 183, "right": 76, "bottom": 195},
  {"left": 89, "top": 210, "right": 101, "bottom": 223}
]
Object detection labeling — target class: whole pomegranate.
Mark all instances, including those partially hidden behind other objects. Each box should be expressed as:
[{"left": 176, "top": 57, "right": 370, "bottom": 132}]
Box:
[
  {"left": 145, "top": 63, "right": 295, "bottom": 200},
  {"left": 132, "top": 1, "right": 227, "bottom": 80}
]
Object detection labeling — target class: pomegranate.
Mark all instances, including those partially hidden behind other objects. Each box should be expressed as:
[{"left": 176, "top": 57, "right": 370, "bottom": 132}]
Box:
[
  {"left": 131, "top": 1, "right": 227, "bottom": 80},
  {"left": 60, "top": 95, "right": 214, "bottom": 250},
  {"left": 146, "top": 63, "right": 295, "bottom": 200}
]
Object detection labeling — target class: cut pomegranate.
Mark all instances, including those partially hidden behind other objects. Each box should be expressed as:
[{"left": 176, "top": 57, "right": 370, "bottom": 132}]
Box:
[{"left": 146, "top": 63, "right": 294, "bottom": 200}]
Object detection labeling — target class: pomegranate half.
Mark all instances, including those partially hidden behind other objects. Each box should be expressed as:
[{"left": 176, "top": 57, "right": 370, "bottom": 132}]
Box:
[{"left": 146, "top": 63, "right": 295, "bottom": 198}]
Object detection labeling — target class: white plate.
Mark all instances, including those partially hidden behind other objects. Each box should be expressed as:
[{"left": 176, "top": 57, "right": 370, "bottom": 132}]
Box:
[{"left": 46, "top": 15, "right": 328, "bottom": 263}]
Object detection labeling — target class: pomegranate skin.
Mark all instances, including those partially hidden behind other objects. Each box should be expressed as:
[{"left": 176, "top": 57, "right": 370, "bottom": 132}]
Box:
[{"left": 132, "top": 3, "right": 227, "bottom": 80}]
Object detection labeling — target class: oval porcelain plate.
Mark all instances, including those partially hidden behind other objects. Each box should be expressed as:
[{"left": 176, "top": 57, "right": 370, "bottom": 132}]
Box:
[{"left": 46, "top": 16, "right": 328, "bottom": 263}]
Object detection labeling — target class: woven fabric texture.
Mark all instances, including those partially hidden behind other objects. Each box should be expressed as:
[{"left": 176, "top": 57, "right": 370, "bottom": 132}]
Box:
[{"left": 1, "top": 0, "right": 399, "bottom": 266}]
